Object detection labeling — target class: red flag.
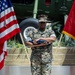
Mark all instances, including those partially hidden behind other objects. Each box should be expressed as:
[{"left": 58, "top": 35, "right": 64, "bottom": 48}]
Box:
[
  {"left": 62, "top": 0, "right": 75, "bottom": 40},
  {"left": 0, "top": 0, "right": 20, "bottom": 69}
]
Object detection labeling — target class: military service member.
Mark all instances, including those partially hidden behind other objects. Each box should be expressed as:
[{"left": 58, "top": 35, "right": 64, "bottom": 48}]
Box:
[{"left": 25, "top": 15, "right": 56, "bottom": 75}]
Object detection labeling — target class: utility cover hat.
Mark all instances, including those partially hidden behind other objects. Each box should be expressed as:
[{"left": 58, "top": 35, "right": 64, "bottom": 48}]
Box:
[{"left": 39, "top": 17, "right": 47, "bottom": 22}]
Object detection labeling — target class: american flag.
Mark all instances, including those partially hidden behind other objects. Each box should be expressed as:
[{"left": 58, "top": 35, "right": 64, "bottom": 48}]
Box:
[{"left": 0, "top": 0, "right": 20, "bottom": 69}]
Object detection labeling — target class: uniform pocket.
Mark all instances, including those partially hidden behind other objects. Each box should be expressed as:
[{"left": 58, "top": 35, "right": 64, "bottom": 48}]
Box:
[{"left": 41, "top": 52, "right": 52, "bottom": 64}]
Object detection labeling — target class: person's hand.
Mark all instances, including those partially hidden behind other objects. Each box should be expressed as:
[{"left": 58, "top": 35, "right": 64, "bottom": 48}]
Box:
[
  {"left": 33, "top": 40, "right": 38, "bottom": 45},
  {"left": 32, "top": 39, "right": 41, "bottom": 44}
]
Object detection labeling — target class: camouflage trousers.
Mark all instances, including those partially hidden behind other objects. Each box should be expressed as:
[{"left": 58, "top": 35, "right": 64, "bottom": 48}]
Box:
[{"left": 30, "top": 51, "right": 52, "bottom": 75}]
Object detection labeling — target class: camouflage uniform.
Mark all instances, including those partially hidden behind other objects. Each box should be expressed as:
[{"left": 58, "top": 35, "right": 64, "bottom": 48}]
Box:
[{"left": 26, "top": 28, "right": 56, "bottom": 75}]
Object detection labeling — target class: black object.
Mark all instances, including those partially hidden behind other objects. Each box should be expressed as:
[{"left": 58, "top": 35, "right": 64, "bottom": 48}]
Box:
[{"left": 29, "top": 40, "right": 47, "bottom": 44}]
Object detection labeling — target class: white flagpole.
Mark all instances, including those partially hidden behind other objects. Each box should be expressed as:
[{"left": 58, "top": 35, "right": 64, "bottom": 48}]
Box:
[
  {"left": 58, "top": 15, "right": 68, "bottom": 47},
  {"left": 19, "top": 33, "right": 30, "bottom": 64}
]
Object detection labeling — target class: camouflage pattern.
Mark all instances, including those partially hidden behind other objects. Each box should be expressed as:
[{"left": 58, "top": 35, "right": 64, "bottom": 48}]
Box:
[
  {"left": 27, "top": 28, "right": 56, "bottom": 75},
  {"left": 30, "top": 49, "right": 52, "bottom": 75}
]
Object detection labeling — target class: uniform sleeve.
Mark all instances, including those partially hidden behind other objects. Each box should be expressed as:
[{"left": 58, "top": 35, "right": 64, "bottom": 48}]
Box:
[{"left": 49, "top": 28, "right": 56, "bottom": 38}]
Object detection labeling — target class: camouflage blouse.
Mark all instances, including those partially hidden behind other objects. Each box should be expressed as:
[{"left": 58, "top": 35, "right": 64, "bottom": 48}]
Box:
[{"left": 26, "top": 28, "right": 56, "bottom": 52}]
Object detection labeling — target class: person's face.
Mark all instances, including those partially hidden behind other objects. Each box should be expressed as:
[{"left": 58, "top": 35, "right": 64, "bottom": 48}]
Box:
[{"left": 39, "top": 22, "right": 46, "bottom": 29}]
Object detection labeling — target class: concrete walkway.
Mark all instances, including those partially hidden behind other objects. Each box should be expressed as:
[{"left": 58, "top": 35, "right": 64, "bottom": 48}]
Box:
[{"left": 0, "top": 66, "right": 70, "bottom": 75}]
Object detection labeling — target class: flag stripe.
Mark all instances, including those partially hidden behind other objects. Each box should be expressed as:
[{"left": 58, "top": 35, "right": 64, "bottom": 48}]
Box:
[
  {"left": 62, "top": 31, "right": 75, "bottom": 40},
  {"left": 0, "top": 20, "right": 18, "bottom": 32},
  {"left": 0, "top": 43, "right": 4, "bottom": 55},
  {"left": 0, "top": 28, "right": 20, "bottom": 44},
  {"left": 0, "top": 52, "right": 4, "bottom": 62},
  {"left": 0, "top": 41, "right": 7, "bottom": 61},
  {"left": 0, "top": 16, "right": 17, "bottom": 28},
  {"left": 0, "top": 58, "right": 4, "bottom": 69},
  {"left": 0, "top": 24, "right": 20, "bottom": 38},
  {"left": 0, "top": 51, "right": 7, "bottom": 62},
  {"left": 0, "top": 41, "right": 7, "bottom": 70},
  {"left": 0, "top": 11, "right": 15, "bottom": 23}
]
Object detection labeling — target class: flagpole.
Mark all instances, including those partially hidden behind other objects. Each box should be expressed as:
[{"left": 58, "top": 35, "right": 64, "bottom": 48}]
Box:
[
  {"left": 33, "top": 0, "right": 38, "bottom": 18},
  {"left": 53, "top": 15, "right": 68, "bottom": 61},
  {"left": 58, "top": 15, "right": 68, "bottom": 47},
  {"left": 17, "top": 0, "right": 39, "bottom": 65},
  {"left": 19, "top": 33, "right": 30, "bottom": 64},
  {"left": 58, "top": 34, "right": 63, "bottom": 47}
]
